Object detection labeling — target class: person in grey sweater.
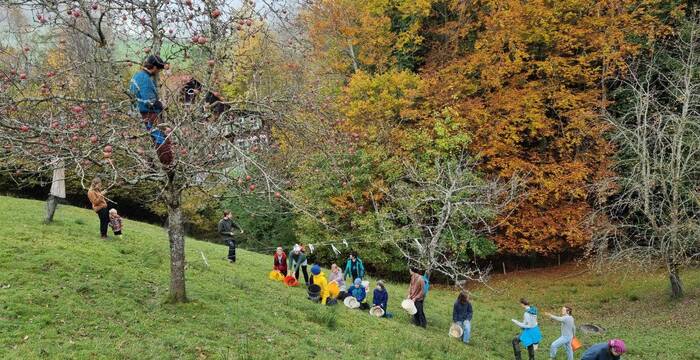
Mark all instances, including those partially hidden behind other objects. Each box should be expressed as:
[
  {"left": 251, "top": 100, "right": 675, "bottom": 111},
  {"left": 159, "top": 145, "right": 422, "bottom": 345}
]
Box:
[{"left": 545, "top": 306, "right": 575, "bottom": 360}]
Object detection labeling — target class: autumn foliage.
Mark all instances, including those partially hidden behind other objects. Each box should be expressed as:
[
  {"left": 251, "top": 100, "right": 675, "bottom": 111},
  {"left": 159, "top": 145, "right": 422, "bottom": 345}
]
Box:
[{"left": 299, "top": 0, "right": 679, "bottom": 259}]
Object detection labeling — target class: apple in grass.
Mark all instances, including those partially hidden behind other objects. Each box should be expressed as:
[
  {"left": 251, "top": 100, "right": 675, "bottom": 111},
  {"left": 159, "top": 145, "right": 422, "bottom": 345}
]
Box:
[{"left": 274, "top": 192, "right": 281, "bottom": 199}]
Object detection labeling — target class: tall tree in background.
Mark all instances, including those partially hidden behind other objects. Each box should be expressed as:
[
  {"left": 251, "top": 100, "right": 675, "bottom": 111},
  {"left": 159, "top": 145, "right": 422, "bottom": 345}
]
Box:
[
  {"left": 591, "top": 19, "right": 700, "bottom": 298},
  {"left": 421, "top": 0, "right": 676, "bottom": 255}
]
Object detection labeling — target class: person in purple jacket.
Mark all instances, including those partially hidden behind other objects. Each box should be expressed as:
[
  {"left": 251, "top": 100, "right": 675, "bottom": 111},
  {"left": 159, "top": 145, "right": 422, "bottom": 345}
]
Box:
[{"left": 581, "top": 339, "right": 627, "bottom": 360}]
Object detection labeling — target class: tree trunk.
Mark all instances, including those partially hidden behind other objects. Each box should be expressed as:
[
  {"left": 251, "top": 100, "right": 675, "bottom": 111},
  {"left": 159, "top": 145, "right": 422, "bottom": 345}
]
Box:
[
  {"left": 166, "top": 187, "right": 187, "bottom": 303},
  {"left": 44, "top": 195, "right": 58, "bottom": 224},
  {"left": 669, "top": 264, "right": 684, "bottom": 299}
]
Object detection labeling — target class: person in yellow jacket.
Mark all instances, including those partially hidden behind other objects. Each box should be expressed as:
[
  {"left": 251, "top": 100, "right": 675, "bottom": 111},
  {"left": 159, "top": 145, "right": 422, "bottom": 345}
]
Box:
[{"left": 310, "top": 264, "right": 330, "bottom": 305}]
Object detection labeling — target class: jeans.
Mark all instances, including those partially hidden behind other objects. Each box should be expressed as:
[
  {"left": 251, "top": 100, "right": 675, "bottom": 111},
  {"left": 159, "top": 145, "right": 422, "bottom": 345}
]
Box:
[
  {"left": 549, "top": 336, "right": 573, "bottom": 360},
  {"left": 97, "top": 208, "right": 109, "bottom": 237},
  {"left": 461, "top": 320, "right": 471, "bottom": 343},
  {"left": 513, "top": 336, "right": 535, "bottom": 360},
  {"left": 413, "top": 300, "right": 427, "bottom": 328},
  {"left": 226, "top": 239, "right": 236, "bottom": 262}
]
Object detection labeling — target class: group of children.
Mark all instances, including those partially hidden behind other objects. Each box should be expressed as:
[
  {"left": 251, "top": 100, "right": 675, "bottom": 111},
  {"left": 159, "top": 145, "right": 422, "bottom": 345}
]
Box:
[
  {"left": 87, "top": 177, "right": 123, "bottom": 239},
  {"left": 271, "top": 244, "right": 628, "bottom": 360}
]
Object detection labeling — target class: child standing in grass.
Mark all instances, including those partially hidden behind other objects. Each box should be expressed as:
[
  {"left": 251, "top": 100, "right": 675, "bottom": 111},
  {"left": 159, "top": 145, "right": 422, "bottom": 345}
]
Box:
[
  {"left": 545, "top": 306, "right": 575, "bottom": 360},
  {"left": 452, "top": 291, "right": 473, "bottom": 344},
  {"left": 108, "top": 209, "right": 123, "bottom": 238},
  {"left": 511, "top": 298, "right": 542, "bottom": 360}
]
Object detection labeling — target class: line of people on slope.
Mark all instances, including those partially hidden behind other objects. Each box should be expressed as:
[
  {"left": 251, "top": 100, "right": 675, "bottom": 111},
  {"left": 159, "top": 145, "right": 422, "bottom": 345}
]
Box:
[{"left": 270, "top": 244, "right": 628, "bottom": 360}]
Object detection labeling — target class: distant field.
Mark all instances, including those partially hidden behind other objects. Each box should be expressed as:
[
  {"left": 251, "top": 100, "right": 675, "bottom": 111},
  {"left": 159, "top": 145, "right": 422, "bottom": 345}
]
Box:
[{"left": 0, "top": 196, "right": 697, "bottom": 359}]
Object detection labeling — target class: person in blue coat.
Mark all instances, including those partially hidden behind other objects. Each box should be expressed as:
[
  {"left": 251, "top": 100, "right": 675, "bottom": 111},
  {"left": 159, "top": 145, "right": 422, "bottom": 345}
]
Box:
[
  {"left": 511, "top": 298, "right": 542, "bottom": 360},
  {"left": 452, "top": 291, "right": 473, "bottom": 344},
  {"left": 372, "top": 280, "right": 392, "bottom": 318},
  {"left": 348, "top": 278, "right": 368, "bottom": 309},
  {"left": 128, "top": 55, "right": 172, "bottom": 165},
  {"left": 581, "top": 339, "right": 626, "bottom": 360}
]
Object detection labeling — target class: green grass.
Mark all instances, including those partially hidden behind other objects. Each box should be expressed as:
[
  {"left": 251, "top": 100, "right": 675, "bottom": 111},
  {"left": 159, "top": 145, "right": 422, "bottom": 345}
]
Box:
[{"left": 0, "top": 196, "right": 698, "bottom": 359}]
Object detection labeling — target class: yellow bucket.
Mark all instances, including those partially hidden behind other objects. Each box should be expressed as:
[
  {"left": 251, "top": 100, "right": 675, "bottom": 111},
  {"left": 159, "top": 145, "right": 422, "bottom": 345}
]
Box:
[
  {"left": 268, "top": 270, "right": 284, "bottom": 281},
  {"left": 328, "top": 282, "right": 340, "bottom": 298}
]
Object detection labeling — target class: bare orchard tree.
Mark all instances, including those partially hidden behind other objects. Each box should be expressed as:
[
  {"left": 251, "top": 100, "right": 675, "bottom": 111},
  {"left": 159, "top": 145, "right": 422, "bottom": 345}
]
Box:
[
  {"left": 384, "top": 152, "right": 521, "bottom": 287},
  {"left": 0, "top": 0, "right": 300, "bottom": 303},
  {"left": 590, "top": 20, "right": 700, "bottom": 298}
]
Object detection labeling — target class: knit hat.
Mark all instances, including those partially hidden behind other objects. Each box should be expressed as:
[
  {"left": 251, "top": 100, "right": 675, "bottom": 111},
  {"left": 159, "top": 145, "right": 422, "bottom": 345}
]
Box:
[
  {"left": 354, "top": 278, "right": 362, "bottom": 286},
  {"left": 311, "top": 264, "right": 321, "bottom": 275},
  {"left": 608, "top": 339, "right": 626, "bottom": 354},
  {"left": 144, "top": 55, "right": 167, "bottom": 69},
  {"left": 292, "top": 244, "right": 301, "bottom": 253}
]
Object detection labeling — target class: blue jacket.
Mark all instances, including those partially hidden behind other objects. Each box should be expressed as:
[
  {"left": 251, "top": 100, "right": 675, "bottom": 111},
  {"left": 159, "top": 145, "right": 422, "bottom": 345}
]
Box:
[
  {"left": 348, "top": 285, "right": 366, "bottom": 302},
  {"left": 581, "top": 343, "right": 620, "bottom": 360},
  {"left": 129, "top": 70, "right": 162, "bottom": 113},
  {"left": 372, "top": 288, "right": 388, "bottom": 309},
  {"left": 452, "top": 300, "right": 473, "bottom": 322},
  {"left": 344, "top": 258, "right": 365, "bottom": 281}
]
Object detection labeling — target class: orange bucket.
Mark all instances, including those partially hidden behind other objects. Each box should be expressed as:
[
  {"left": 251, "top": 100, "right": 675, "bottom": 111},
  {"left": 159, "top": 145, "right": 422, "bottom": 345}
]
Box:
[
  {"left": 571, "top": 337, "right": 582, "bottom": 351},
  {"left": 284, "top": 275, "right": 299, "bottom": 287}
]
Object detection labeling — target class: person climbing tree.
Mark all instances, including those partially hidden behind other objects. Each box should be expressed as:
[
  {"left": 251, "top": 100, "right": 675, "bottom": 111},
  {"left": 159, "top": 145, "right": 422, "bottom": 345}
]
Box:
[
  {"left": 343, "top": 252, "right": 365, "bottom": 281},
  {"left": 128, "top": 54, "right": 173, "bottom": 166},
  {"left": 87, "top": 177, "right": 109, "bottom": 240},
  {"left": 218, "top": 210, "right": 242, "bottom": 263}
]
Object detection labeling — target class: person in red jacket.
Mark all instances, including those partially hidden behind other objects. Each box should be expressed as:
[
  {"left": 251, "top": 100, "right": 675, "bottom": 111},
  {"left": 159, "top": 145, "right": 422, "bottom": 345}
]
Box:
[{"left": 273, "top": 247, "right": 288, "bottom": 276}]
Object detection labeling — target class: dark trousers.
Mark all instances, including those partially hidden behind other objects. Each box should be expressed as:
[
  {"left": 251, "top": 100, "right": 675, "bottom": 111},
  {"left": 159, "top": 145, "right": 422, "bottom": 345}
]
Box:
[
  {"left": 226, "top": 239, "right": 236, "bottom": 262},
  {"left": 513, "top": 337, "right": 535, "bottom": 360},
  {"left": 413, "top": 300, "right": 427, "bottom": 328},
  {"left": 97, "top": 208, "right": 109, "bottom": 237},
  {"left": 114, "top": 230, "right": 122, "bottom": 236},
  {"left": 295, "top": 266, "right": 309, "bottom": 284}
]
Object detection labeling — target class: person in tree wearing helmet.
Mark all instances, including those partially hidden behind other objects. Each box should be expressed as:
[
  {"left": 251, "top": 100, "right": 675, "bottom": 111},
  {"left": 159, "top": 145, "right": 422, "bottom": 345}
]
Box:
[
  {"left": 581, "top": 339, "right": 627, "bottom": 360},
  {"left": 128, "top": 54, "right": 172, "bottom": 165},
  {"left": 343, "top": 252, "right": 365, "bottom": 281}
]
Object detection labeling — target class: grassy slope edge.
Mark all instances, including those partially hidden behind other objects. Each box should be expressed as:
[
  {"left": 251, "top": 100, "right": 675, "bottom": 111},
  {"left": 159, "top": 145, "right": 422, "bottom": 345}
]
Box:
[{"left": 0, "top": 196, "right": 698, "bottom": 359}]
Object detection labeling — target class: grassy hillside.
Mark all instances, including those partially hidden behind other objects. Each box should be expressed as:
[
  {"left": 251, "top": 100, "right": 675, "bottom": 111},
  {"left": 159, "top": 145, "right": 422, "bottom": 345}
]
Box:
[{"left": 0, "top": 196, "right": 698, "bottom": 359}]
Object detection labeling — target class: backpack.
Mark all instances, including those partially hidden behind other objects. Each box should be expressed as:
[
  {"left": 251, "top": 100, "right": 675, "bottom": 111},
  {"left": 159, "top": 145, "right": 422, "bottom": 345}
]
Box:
[{"left": 422, "top": 274, "right": 430, "bottom": 298}]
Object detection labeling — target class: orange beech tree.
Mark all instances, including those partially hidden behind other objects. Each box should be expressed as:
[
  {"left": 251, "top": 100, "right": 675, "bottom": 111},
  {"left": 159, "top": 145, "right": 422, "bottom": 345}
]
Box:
[{"left": 420, "top": 0, "right": 679, "bottom": 255}]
